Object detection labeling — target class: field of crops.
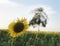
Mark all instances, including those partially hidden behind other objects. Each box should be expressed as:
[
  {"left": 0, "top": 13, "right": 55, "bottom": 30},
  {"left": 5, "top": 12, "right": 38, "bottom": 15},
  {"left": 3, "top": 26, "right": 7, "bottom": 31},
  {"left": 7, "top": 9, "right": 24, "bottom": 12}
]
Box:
[{"left": 0, "top": 30, "right": 60, "bottom": 46}]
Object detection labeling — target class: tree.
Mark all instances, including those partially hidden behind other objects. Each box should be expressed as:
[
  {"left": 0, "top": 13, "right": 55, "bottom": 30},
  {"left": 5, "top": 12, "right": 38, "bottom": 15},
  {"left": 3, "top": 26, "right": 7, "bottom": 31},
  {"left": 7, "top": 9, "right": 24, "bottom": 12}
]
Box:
[{"left": 29, "top": 7, "right": 48, "bottom": 31}]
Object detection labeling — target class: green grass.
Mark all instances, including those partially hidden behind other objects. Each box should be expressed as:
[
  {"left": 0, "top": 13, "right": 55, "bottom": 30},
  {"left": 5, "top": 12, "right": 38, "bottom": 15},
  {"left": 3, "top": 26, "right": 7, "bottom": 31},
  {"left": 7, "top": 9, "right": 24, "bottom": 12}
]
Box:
[{"left": 0, "top": 30, "right": 60, "bottom": 46}]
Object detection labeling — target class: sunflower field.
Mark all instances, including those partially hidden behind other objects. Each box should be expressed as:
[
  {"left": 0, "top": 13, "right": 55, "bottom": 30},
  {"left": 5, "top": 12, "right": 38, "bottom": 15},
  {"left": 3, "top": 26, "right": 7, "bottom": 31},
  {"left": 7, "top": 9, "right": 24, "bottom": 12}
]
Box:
[{"left": 0, "top": 30, "right": 60, "bottom": 46}]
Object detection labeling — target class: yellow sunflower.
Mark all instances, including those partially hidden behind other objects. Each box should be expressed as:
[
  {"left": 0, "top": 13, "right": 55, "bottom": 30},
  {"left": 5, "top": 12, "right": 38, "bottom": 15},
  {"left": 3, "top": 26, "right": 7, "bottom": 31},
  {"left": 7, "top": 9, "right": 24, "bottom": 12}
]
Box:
[{"left": 8, "top": 18, "right": 29, "bottom": 38}]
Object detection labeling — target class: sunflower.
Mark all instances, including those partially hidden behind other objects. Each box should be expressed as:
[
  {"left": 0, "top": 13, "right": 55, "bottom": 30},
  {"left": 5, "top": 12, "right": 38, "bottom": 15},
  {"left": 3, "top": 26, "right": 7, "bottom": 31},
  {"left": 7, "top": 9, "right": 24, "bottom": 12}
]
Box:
[{"left": 8, "top": 18, "right": 29, "bottom": 38}]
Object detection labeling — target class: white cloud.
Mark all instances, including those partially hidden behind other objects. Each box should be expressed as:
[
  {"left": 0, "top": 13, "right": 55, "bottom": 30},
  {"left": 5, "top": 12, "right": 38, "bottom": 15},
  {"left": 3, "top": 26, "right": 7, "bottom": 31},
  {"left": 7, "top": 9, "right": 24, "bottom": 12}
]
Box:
[{"left": 0, "top": 0, "right": 9, "bottom": 4}]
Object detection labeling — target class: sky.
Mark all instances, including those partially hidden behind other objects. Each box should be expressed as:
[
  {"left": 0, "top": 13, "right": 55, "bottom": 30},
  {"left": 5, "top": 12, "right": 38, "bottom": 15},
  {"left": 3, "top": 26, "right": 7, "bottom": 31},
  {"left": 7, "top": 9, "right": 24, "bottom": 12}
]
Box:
[{"left": 0, "top": 0, "right": 60, "bottom": 32}]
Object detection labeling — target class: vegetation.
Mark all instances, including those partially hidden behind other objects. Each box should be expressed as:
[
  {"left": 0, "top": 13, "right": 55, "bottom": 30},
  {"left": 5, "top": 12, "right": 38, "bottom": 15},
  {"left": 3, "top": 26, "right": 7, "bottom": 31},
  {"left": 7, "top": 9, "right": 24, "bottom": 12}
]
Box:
[{"left": 0, "top": 30, "right": 60, "bottom": 46}]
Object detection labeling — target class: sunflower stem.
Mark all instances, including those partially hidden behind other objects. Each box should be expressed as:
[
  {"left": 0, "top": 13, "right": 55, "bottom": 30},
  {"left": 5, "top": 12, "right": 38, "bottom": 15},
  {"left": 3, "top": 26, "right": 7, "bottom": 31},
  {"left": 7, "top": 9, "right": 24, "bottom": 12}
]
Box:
[{"left": 11, "top": 38, "right": 14, "bottom": 46}]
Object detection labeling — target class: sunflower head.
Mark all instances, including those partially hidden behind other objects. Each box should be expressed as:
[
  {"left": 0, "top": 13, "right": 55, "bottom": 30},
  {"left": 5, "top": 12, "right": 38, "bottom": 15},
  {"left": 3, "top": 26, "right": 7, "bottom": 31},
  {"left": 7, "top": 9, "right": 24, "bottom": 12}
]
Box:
[{"left": 8, "top": 18, "right": 29, "bottom": 38}]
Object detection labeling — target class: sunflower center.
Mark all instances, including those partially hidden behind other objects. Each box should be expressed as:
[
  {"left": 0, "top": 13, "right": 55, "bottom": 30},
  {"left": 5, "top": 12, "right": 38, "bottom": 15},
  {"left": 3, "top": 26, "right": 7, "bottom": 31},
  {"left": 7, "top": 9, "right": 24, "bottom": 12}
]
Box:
[{"left": 13, "top": 23, "right": 24, "bottom": 33}]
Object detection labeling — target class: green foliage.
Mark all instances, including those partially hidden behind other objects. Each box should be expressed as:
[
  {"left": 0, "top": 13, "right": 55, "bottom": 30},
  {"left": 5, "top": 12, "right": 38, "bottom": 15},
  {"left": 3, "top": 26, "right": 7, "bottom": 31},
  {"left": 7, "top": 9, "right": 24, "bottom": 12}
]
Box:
[
  {"left": 0, "top": 30, "right": 60, "bottom": 46},
  {"left": 0, "top": 30, "right": 11, "bottom": 46}
]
